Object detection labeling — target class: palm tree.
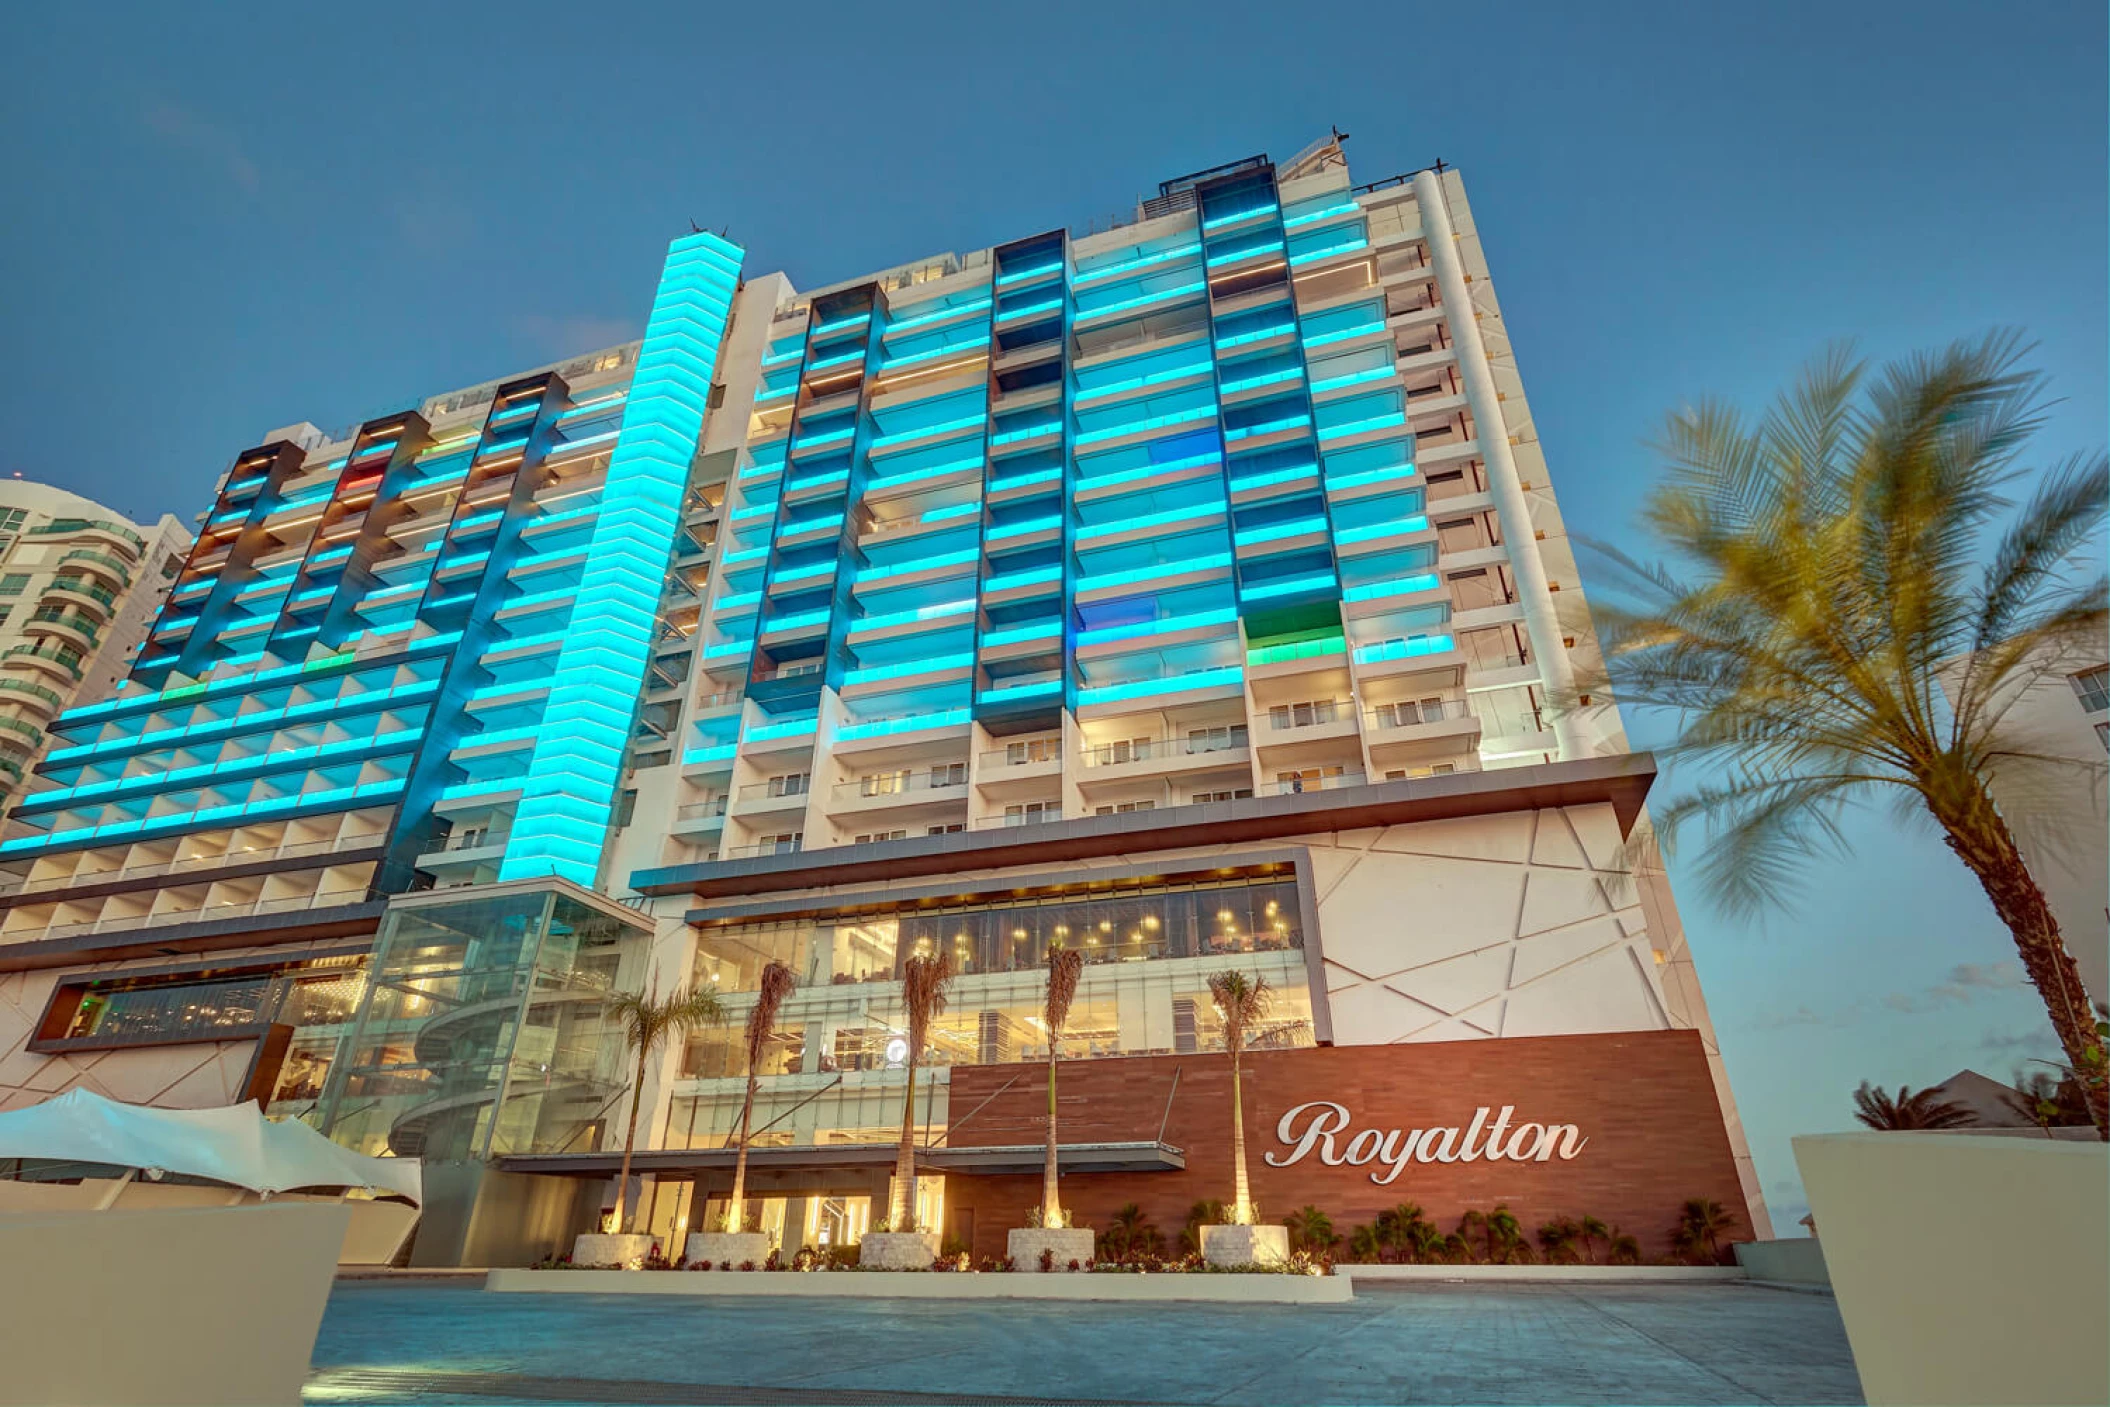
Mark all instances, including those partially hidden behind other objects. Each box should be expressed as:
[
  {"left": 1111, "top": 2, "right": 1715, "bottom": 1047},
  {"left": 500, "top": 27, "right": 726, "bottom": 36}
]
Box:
[
  {"left": 1039, "top": 943, "right": 1085, "bottom": 1229},
  {"left": 1581, "top": 334, "right": 2108, "bottom": 1135},
  {"left": 1578, "top": 1215, "right": 1612, "bottom": 1265},
  {"left": 602, "top": 980, "right": 723, "bottom": 1234},
  {"left": 1852, "top": 1081, "right": 1974, "bottom": 1130},
  {"left": 723, "top": 960, "right": 796, "bottom": 1235},
  {"left": 1538, "top": 1215, "right": 1583, "bottom": 1264},
  {"left": 1485, "top": 1204, "right": 1531, "bottom": 1264},
  {"left": 1376, "top": 1202, "right": 1435, "bottom": 1263},
  {"left": 1283, "top": 1204, "right": 1337, "bottom": 1256},
  {"left": 1347, "top": 1224, "right": 1383, "bottom": 1264},
  {"left": 1104, "top": 1202, "right": 1151, "bottom": 1261},
  {"left": 885, "top": 950, "right": 955, "bottom": 1230},
  {"left": 1674, "top": 1198, "right": 1739, "bottom": 1264},
  {"left": 1606, "top": 1227, "right": 1642, "bottom": 1265},
  {"left": 1206, "top": 969, "right": 1273, "bottom": 1225}
]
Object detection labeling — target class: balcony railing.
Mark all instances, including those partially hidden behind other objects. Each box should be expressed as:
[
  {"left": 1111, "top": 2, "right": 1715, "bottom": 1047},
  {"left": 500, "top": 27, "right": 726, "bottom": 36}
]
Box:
[
  {"left": 59, "top": 549, "right": 136, "bottom": 580},
  {"left": 0, "top": 679, "right": 66, "bottom": 711},
  {"left": 1080, "top": 729, "right": 1249, "bottom": 767},
  {"left": 979, "top": 744, "right": 1061, "bottom": 769},
  {"left": 695, "top": 689, "right": 745, "bottom": 711},
  {"left": 1268, "top": 770, "right": 1367, "bottom": 796},
  {"left": 833, "top": 771, "right": 966, "bottom": 801},
  {"left": 1265, "top": 700, "right": 1351, "bottom": 731},
  {"left": 725, "top": 838, "right": 803, "bottom": 859},
  {"left": 676, "top": 798, "right": 729, "bottom": 821},
  {"left": 2, "top": 644, "right": 84, "bottom": 679},
  {"left": 1368, "top": 700, "right": 1463, "bottom": 730},
  {"left": 0, "top": 834, "right": 381, "bottom": 897},
  {"left": 12, "top": 888, "right": 375, "bottom": 942},
  {"left": 977, "top": 809, "right": 1059, "bottom": 829},
  {"left": 735, "top": 779, "right": 810, "bottom": 802}
]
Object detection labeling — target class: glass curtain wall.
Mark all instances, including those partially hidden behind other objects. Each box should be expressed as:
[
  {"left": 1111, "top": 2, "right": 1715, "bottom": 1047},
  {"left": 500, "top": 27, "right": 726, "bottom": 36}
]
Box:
[
  {"left": 317, "top": 886, "right": 649, "bottom": 1160},
  {"left": 671, "top": 872, "right": 1314, "bottom": 1150}
]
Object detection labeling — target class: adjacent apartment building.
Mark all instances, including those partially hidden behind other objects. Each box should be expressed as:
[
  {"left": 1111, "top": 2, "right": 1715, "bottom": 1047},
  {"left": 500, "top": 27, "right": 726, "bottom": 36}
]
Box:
[
  {"left": 0, "top": 482, "right": 190, "bottom": 813},
  {"left": 0, "top": 138, "right": 1770, "bottom": 1262}
]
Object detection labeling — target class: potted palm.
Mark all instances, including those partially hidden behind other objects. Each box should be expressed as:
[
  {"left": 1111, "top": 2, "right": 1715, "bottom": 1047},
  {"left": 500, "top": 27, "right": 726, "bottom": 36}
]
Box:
[
  {"left": 572, "top": 978, "right": 722, "bottom": 1268},
  {"left": 685, "top": 960, "right": 794, "bottom": 1269},
  {"left": 1009, "top": 943, "right": 1091, "bottom": 1271},
  {"left": 1198, "top": 969, "right": 1289, "bottom": 1267},
  {"left": 861, "top": 950, "right": 954, "bottom": 1269}
]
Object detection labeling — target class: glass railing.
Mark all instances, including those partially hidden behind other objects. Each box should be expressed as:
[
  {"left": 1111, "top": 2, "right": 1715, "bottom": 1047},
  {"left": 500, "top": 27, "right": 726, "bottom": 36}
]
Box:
[
  {"left": 3, "top": 644, "right": 83, "bottom": 677},
  {"left": 834, "top": 771, "right": 966, "bottom": 800},
  {"left": 0, "top": 679, "right": 64, "bottom": 710},
  {"left": 29, "top": 519, "right": 144, "bottom": 551},
  {"left": 735, "top": 779, "right": 810, "bottom": 802},
  {"left": 1081, "top": 729, "right": 1249, "bottom": 767},
  {"left": 1265, "top": 701, "right": 1351, "bottom": 731},
  {"left": 725, "top": 839, "right": 803, "bottom": 859},
  {"left": 677, "top": 798, "right": 729, "bottom": 821},
  {"left": 0, "top": 834, "right": 384, "bottom": 897},
  {"left": 979, "top": 745, "right": 1060, "bottom": 769},
  {"left": 1268, "top": 771, "right": 1366, "bottom": 795},
  {"left": 47, "top": 577, "right": 118, "bottom": 609}
]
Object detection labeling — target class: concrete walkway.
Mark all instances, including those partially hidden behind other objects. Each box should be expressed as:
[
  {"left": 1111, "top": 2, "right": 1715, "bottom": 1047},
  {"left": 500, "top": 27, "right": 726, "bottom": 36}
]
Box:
[{"left": 306, "top": 1280, "right": 1863, "bottom": 1406}]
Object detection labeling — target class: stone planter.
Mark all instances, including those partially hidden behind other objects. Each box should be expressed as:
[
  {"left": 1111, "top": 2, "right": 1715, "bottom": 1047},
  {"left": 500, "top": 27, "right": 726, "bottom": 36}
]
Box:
[
  {"left": 857, "top": 1230, "right": 940, "bottom": 1269},
  {"left": 1006, "top": 1226, "right": 1095, "bottom": 1270},
  {"left": 570, "top": 1232, "right": 659, "bottom": 1268},
  {"left": 683, "top": 1231, "right": 771, "bottom": 1269},
  {"left": 1200, "top": 1222, "right": 1290, "bottom": 1268}
]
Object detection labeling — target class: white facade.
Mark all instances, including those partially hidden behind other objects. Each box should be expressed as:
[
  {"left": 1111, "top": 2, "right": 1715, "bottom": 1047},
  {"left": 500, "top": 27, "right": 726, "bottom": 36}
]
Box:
[{"left": 0, "top": 480, "right": 190, "bottom": 813}]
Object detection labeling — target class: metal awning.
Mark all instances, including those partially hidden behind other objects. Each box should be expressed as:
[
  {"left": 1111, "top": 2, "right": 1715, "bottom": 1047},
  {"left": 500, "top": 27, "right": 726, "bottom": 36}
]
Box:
[{"left": 495, "top": 1140, "right": 1183, "bottom": 1179}]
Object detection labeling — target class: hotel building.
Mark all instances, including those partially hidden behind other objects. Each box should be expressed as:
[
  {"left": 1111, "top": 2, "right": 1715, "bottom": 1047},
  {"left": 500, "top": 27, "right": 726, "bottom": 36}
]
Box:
[
  {"left": 0, "top": 483, "right": 190, "bottom": 814},
  {"left": 0, "top": 138, "right": 1767, "bottom": 1263}
]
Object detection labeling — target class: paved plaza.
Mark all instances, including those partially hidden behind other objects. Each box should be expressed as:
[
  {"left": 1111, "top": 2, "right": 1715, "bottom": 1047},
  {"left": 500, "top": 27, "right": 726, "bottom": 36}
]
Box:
[{"left": 304, "top": 1278, "right": 1862, "bottom": 1406}]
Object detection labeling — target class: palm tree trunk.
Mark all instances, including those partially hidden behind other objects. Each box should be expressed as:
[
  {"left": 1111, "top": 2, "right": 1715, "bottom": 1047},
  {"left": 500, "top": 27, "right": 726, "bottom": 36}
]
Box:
[
  {"left": 1931, "top": 782, "right": 2108, "bottom": 1137},
  {"left": 1229, "top": 1047, "right": 1251, "bottom": 1225},
  {"left": 727, "top": 1072, "right": 757, "bottom": 1232},
  {"left": 890, "top": 1051, "right": 919, "bottom": 1228},
  {"left": 614, "top": 1045, "right": 648, "bottom": 1233},
  {"left": 1042, "top": 1046, "right": 1061, "bottom": 1225}
]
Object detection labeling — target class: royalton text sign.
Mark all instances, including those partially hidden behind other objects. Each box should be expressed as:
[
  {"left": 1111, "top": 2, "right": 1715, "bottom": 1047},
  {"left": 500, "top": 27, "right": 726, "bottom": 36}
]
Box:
[{"left": 1264, "top": 1100, "right": 1588, "bottom": 1186}]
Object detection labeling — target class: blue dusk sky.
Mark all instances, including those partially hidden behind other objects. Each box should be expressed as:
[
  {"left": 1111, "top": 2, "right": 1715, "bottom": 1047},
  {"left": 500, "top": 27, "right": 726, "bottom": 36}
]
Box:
[{"left": 4, "top": 2, "right": 2103, "bottom": 1229}]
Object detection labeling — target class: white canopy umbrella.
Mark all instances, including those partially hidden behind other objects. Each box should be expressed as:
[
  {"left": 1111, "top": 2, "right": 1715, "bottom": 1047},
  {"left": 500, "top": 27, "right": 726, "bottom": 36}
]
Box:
[{"left": 0, "top": 1088, "right": 420, "bottom": 1204}]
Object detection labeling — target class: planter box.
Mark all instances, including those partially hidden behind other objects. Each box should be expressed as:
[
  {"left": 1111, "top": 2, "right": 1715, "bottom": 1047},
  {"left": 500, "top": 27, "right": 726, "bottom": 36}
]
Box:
[
  {"left": 570, "top": 1232, "right": 659, "bottom": 1269},
  {"left": 858, "top": 1230, "right": 940, "bottom": 1270},
  {"left": 487, "top": 1267, "right": 1351, "bottom": 1303},
  {"left": 1006, "top": 1226, "right": 1095, "bottom": 1270},
  {"left": 1200, "top": 1222, "right": 1289, "bottom": 1268},
  {"left": 683, "top": 1231, "right": 771, "bottom": 1269},
  {"left": 1796, "top": 1130, "right": 2108, "bottom": 1406}
]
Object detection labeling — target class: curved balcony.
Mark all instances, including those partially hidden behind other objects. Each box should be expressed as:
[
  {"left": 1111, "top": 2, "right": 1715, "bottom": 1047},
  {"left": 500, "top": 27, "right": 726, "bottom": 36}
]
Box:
[
  {"left": 41, "top": 577, "right": 118, "bottom": 615},
  {"left": 0, "top": 678, "right": 64, "bottom": 717},
  {"left": 58, "top": 549, "right": 134, "bottom": 586},
  {"left": 1, "top": 643, "right": 83, "bottom": 683},
  {"left": 21, "top": 610, "right": 101, "bottom": 654},
  {"left": 0, "top": 714, "right": 45, "bottom": 751},
  {"left": 28, "top": 520, "right": 144, "bottom": 557}
]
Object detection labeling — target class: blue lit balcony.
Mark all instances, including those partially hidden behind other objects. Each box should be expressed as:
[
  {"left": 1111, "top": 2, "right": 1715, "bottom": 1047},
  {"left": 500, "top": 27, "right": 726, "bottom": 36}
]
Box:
[
  {"left": 1333, "top": 514, "right": 1434, "bottom": 557},
  {"left": 1075, "top": 665, "right": 1243, "bottom": 711}
]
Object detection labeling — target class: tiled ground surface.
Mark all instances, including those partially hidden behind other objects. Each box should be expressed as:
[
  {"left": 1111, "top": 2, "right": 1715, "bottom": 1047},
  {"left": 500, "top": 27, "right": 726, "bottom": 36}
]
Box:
[{"left": 306, "top": 1279, "right": 1862, "bottom": 1406}]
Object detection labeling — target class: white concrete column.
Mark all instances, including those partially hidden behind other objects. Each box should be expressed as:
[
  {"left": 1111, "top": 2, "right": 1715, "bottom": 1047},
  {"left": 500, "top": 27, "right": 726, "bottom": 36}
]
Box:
[{"left": 1411, "top": 169, "right": 1586, "bottom": 760}]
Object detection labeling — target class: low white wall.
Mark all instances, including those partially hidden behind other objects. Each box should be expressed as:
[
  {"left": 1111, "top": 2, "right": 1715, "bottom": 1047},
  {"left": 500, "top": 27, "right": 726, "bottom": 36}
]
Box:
[
  {"left": 1732, "top": 1238, "right": 1829, "bottom": 1286},
  {"left": 1796, "top": 1131, "right": 2108, "bottom": 1406},
  {"left": 1340, "top": 1264, "right": 1745, "bottom": 1283},
  {"left": 486, "top": 1267, "right": 1352, "bottom": 1303},
  {"left": 0, "top": 1202, "right": 348, "bottom": 1406}
]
